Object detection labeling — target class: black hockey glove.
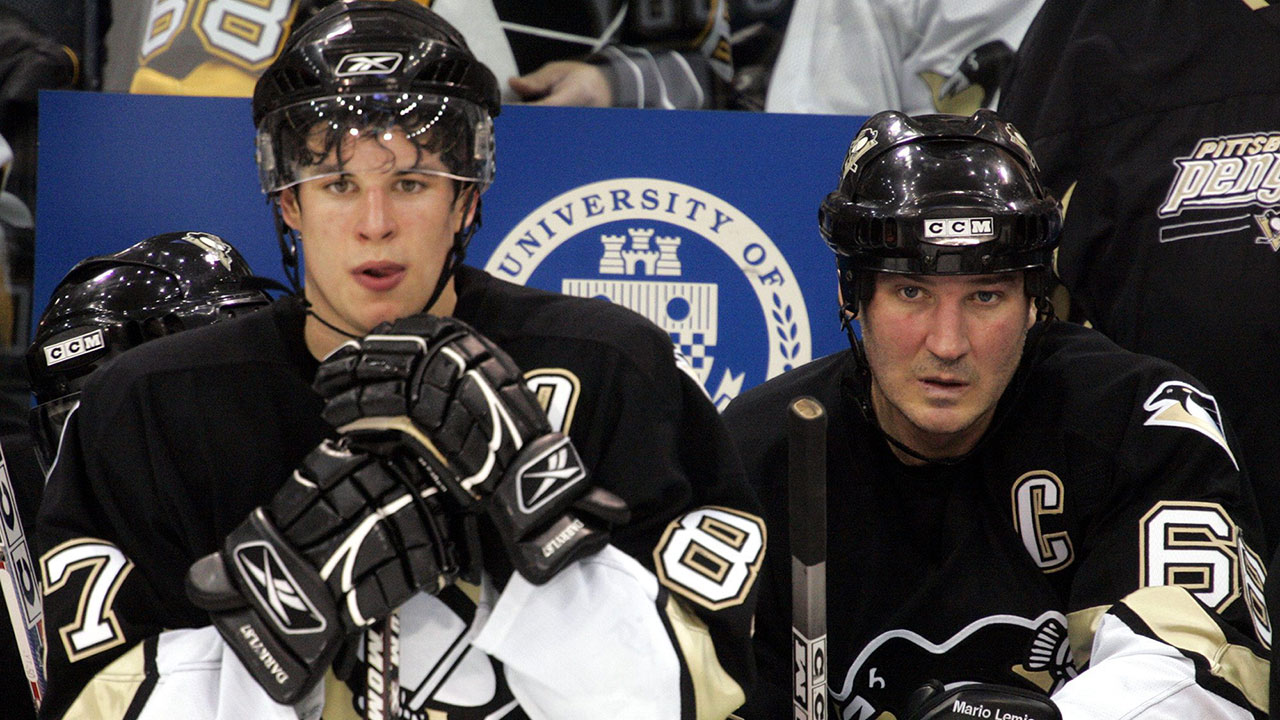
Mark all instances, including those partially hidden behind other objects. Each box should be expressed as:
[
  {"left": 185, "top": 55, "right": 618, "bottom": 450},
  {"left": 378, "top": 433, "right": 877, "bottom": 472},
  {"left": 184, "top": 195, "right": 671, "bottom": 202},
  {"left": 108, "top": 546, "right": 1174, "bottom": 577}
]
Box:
[
  {"left": 185, "top": 436, "right": 462, "bottom": 704},
  {"left": 315, "top": 313, "right": 630, "bottom": 585},
  {"left": 903, "top": 680, "right": 1062, "bottom": 720}
]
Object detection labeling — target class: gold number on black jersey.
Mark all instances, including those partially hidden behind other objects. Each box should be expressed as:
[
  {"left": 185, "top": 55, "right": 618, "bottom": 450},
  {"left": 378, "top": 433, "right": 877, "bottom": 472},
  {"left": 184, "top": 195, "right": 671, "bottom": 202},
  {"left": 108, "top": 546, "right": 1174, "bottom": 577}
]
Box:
[
  {"left": 141, "top": 0, "right": 296, "bottom": 69},
  {"left": 654, "top": 506, "right": 765, "bottom": 611},
  {"left": 1140, "top": 501, "right": 1239, "bottom": 612},
  {"left": 525, "top": 369, "right": 581, "bottom": 435},
  {"left": 1011, "top": 470, "right": 1074, "bottom": 573},
  {"left": 41, "top": 538, "right": 135, "bottom": 662}
]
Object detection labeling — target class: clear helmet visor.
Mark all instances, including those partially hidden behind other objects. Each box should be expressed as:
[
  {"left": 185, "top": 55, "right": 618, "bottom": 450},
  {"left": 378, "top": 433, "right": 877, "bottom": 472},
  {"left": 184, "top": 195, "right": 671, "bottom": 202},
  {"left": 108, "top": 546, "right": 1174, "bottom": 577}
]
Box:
[
  {"left": 255, "top": 93, "right": 495, "bottom": 194},
  {"left": 30, "top": 393, "right": 81, "bottom": 473}
]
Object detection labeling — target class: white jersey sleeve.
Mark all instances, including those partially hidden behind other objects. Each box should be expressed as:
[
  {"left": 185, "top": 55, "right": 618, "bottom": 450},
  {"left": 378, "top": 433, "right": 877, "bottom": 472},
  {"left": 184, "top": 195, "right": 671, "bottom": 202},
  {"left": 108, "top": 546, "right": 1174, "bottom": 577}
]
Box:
[
  {"left": 765, "top": 0, "right": 1044, "bottom": 116},
  {"left": 1053, "top": 586, "right": 1267, "bottom": 720}
]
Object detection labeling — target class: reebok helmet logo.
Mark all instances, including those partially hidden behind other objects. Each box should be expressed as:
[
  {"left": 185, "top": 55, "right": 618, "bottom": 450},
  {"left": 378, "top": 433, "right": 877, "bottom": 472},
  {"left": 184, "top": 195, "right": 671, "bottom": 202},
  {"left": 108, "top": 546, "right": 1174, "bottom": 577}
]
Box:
[
  {"left": 335, "top": 52, "right": 403, "bottom": 76},
  {"left": 515, "top": 437, "right": 585, "bottom": 514},
  {"left": 233, "top": 541, "right": 327, "bottom": 634}
]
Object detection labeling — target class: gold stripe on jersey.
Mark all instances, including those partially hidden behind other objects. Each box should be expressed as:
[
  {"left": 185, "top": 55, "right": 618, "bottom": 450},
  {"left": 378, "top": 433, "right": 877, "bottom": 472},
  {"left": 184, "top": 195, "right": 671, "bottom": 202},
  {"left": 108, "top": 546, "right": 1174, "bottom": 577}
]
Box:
[
  {"left": 130, "top": 63, "right": 260, "bottom": 97},
  {"left": 1065, "top": 603, "right": 1109, "bottom": 668},
  {"left": 664, "top": 594, "right": 745, "bottom": 719},
  {"left": 62, "top": 641, "right": 147, "bottom": 720},
  {"left": 324, "top": 668, "right": 362, "bottom": 720},
  {"left": 1242, "top": 0, "right": 1269, "bottom": 10},
  {"left": 1121, "top": 584, "right": 1268, "bottom": 713}
]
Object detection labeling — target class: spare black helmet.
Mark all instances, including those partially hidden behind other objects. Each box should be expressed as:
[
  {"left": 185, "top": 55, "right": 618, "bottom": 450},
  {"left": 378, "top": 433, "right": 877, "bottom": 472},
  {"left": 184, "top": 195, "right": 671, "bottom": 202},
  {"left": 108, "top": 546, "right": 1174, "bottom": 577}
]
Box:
[
  {"left": 26, "top": 231, "right": 273, "bottom": 468},
  {"left": 819, "top": 109, "right": 1061, "bottom": 317}
]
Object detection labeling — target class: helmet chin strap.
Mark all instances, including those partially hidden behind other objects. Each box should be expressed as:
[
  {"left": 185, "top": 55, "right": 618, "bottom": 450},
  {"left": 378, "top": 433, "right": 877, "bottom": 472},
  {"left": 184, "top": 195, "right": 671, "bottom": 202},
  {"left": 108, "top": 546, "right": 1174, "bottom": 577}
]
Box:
[
  {"left": 420, "top": 189, "right": 482, "bottom": 316},
  {"left": 840, "top": 306, "right": 960, "bottom": 466},
  {"left": 270, "top": 201, "right": 363, "bottom": 340}
]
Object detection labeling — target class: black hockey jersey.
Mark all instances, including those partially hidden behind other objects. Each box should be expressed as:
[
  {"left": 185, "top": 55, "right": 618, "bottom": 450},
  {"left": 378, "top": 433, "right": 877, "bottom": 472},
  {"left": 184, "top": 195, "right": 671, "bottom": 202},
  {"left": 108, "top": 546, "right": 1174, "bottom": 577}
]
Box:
[
  {"left": 997, "top": 0, "right": 1280, "bottom": 557},
  {"left": 724, "top": 320, "right": 1269, "bottom": 719},
  {"left": 35, "top": 265, "right": 763, "bottom": 719}
]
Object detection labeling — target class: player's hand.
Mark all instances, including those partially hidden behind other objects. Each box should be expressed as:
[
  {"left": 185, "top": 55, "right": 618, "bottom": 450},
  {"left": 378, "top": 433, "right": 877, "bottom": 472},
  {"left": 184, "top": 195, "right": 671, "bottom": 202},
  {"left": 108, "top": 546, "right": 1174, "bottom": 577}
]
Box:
[
  {"left": 315, "top": 313, "right": 630, "bottom": 585},
  {"left": 185, "top": 436, "right": 462, "bottom": 704},
  {"left": 903, "top": 680, "right": 1061, "bottom": 720},
  {"left": 508, "top": 60, "right": 613, "bottom": 107}
]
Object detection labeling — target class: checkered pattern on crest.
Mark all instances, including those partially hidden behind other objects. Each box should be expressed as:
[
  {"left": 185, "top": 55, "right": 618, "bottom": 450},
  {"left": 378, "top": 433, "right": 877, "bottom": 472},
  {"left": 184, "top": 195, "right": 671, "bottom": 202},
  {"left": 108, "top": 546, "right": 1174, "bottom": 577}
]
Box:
[{"left": 672, "top": 330, "right": 713, "bottom": 375}]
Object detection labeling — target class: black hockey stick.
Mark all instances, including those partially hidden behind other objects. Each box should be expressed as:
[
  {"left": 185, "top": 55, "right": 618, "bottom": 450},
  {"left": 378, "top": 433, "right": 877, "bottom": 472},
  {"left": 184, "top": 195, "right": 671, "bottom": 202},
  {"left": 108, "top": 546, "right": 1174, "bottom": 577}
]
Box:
[{"left": 789, "top": 396, "right": 827, "bottom": 720}]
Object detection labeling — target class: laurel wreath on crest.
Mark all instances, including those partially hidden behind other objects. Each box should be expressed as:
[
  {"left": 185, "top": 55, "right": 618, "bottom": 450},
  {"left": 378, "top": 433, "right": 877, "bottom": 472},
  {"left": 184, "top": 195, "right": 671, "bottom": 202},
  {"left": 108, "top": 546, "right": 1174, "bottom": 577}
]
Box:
[{"left": 770, "top": 292, "right": 801, "bottom": 371}]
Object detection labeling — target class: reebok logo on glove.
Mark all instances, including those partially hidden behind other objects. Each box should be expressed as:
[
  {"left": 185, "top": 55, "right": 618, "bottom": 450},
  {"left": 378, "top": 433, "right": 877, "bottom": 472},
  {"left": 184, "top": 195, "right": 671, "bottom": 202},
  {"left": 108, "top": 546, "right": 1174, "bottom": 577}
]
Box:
[
  {"left": 233, "top": 541, "right": 328, "bottom": 634},
  {"left": 515, "top": 436, "right": 586, "bottom": 514}
]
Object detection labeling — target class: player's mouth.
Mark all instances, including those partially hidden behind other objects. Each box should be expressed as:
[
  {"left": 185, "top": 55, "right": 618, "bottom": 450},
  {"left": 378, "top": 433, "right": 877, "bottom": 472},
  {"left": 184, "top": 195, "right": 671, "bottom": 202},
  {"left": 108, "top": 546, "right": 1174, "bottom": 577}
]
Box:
[
  {"left": 918, "top": 375, "right": 969, "bottom": 399},
  {"left": 353, "top": 262, "right": 406, "bottom": 292}
]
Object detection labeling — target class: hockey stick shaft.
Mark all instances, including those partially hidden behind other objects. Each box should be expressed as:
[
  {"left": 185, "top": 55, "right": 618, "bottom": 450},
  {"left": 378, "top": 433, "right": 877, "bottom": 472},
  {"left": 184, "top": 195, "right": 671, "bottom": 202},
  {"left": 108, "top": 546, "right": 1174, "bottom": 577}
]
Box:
[
  {"left": 789, "top": 396, "right": 827, "bottom": 720},
  {"left": 0, "top": 438, "right": 46, "bottom": 710}
]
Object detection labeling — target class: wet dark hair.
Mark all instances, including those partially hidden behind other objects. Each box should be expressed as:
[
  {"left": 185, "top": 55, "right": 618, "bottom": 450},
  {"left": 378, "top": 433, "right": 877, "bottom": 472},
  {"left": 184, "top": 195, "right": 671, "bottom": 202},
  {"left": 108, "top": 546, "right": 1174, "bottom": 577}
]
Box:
[{"left": 276, "top": 100, "right": 475, "bottom": 196}]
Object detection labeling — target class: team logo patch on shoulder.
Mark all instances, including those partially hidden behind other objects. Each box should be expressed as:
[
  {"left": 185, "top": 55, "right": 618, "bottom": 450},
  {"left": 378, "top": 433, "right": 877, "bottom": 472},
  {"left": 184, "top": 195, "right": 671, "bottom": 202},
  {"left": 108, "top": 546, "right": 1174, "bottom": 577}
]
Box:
[
  {"left": 485, "top": 178, "right": 811, "bottom": 409},
  {"left": 1142, "top": 381, "right": 1238, "bottom": 469}
]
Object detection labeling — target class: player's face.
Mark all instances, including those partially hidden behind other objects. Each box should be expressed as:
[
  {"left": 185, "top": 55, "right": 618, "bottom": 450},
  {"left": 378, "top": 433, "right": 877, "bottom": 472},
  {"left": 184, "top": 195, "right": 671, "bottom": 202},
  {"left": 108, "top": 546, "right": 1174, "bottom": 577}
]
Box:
[
  {"left": 860, "top": 272, "right": 1035, "bottom": 462},
  {"left": 280, "top": 127, "right": 473, "bottom": 357}
]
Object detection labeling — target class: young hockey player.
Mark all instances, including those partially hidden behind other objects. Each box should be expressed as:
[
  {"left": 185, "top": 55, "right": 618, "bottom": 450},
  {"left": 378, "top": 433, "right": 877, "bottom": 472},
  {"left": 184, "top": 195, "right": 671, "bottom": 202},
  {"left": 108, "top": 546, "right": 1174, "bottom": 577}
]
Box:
[
  {"left": 35, "top": 2, "right": 762, "bottom": 718},
  {"left": 724, "top": 110, "right": 1270, "bottom": 719}
]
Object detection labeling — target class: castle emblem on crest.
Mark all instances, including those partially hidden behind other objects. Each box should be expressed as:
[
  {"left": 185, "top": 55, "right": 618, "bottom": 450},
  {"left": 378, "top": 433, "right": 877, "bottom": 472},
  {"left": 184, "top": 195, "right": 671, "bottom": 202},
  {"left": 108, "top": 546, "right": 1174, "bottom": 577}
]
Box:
[
  {"left": 563, "top": 228, "right": 722, "bottom": 390},
  {"left": 485, "top": 177, "right": 812, "bottom": 410}
]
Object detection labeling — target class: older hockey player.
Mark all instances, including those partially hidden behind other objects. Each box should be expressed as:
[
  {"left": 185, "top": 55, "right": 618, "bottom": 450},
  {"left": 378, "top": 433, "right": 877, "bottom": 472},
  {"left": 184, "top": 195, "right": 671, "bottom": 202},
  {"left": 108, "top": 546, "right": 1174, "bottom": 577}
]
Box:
[
  {"left": 35, "top": 2, "right": 763, "bottom": 718},
  {"left": 724, "top": 110, "right": 1270, "bottom": 719}
]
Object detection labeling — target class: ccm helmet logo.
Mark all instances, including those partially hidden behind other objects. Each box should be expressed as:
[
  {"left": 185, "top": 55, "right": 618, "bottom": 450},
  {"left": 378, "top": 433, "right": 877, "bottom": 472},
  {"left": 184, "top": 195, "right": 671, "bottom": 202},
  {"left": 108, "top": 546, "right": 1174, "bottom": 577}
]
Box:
[
  {"left": 44, "top": 329, "right": 105, "bottom": 366},
  {"left": 924, "top": 217, "right": 995, "bottom": 238},
  {"left": 335, "top": 52, "right": 403, "bottom": 76}
]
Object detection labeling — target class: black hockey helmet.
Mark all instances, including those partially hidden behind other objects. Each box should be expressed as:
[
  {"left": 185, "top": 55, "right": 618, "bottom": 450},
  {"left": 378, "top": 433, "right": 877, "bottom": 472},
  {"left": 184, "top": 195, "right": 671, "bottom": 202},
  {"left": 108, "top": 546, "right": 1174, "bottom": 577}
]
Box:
[
  {"left": 252, "top": 0, "right": 501, "bottom": 306},
  {"left": 26, "top": 231, "right": 274, "bottom": 468},
  {"left": 253, "top": 0, "right": 500, "bottom": 194},
  {"left": 819, "top": 109, "right": 1061, "bottom": 318}
]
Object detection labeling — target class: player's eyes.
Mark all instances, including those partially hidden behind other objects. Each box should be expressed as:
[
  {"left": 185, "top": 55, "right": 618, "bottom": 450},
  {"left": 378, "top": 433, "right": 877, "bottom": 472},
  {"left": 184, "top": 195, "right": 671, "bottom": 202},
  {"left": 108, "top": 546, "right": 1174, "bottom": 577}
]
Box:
[
  {"left": 322, "top": 177, "right": 354, "bottom": 194},
  {"left": 394, "top": 177, "right": 429, "bottom": 192},
  {"left": 974, "top": 290, "right": 1002, "bottom": 303},
  {"left": 897, "top": 286, "right": 923, "bottom": 300}
]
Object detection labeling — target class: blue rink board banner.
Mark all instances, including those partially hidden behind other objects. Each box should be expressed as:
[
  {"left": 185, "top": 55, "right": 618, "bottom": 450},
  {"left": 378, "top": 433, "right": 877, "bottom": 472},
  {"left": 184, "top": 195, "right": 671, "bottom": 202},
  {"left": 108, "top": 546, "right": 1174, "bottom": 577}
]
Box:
[{"left": 37, "top": 90, "right": 863, "bottom": 405}]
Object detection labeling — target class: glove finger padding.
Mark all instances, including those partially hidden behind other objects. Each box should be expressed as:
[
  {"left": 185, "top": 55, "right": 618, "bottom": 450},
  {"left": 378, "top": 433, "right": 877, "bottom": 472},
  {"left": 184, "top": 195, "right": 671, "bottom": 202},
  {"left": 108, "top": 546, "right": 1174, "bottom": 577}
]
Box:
[
  {"left": 314, "top": 313, "right": 629, "bottom": 584},
  {"left": 186, "top": 438, "right": 461, "bottom": 704},
  {"left": 317, "top": 315, "right": 549, "bottom": 503}
]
